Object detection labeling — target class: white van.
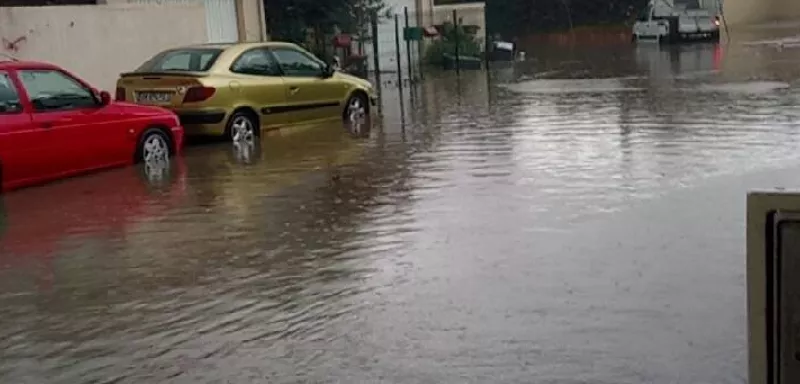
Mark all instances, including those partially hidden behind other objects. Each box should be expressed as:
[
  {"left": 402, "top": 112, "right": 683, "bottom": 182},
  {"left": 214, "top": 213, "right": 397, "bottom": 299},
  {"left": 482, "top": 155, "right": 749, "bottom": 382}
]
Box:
[{"left": 632, "top": 0, "right": 721, "bottom": 43}]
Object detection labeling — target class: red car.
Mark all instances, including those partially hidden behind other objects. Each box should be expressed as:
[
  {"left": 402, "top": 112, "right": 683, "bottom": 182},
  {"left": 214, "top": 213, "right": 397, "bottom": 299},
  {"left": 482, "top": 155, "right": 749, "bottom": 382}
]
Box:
[{"left": 0, "top": 59, "right": 184, "bottom": 192}]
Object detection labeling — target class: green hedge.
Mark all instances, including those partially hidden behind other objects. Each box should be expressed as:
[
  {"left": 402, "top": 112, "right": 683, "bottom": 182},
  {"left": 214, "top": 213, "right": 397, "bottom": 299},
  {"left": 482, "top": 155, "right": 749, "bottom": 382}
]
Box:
[{"left": 424, "top": 22, "right": 483, "bottom": 66}]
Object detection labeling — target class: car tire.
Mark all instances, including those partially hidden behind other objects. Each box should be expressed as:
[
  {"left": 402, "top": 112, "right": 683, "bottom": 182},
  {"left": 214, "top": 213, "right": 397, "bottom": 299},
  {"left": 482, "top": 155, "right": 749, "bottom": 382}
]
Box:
[
  {"left": 225, "top": 110, "right": 259, "bottom": 143},
  {"left": 710, "top": 31, "right": 720, "bottom": 42},
  {"left": 343, "top": 93, "right": 369, "bottom": 137},
  {"left": 135, "top": 128, "right": 172, "bottom": 164}
]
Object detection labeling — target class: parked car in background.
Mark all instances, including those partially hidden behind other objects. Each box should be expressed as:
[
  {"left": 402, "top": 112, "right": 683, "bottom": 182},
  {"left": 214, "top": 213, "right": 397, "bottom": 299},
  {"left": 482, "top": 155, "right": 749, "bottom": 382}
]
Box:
[
  {"left": 0, "top": 60, "right": 184, "bottom": 192},
  {"left": 115, "top": 42, "right": 378, "bottom": 141},
  {"left": 632, "top": 0, "right": 721, "bottom": 43}
]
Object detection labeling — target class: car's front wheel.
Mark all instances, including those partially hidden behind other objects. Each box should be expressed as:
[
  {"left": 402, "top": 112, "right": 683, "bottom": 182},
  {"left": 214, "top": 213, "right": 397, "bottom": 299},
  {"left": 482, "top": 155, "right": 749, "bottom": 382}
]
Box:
[
  {"left": 344, "top": 93, "right": 369, "bottom": 137},
  {"left": 136, "top": 128, "right": 172, "bottom": 164}
]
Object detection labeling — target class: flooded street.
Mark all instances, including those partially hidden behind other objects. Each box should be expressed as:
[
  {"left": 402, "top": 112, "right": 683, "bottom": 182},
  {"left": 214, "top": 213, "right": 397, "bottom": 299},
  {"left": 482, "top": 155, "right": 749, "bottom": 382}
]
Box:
[{"left": 4, "top": 27, "right": 800, "bottom": 383}]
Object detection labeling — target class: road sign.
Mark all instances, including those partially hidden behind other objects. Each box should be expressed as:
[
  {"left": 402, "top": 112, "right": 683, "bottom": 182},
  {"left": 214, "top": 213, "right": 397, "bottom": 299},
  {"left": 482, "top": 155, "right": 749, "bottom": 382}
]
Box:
[{"left": 747, "top": 192, "right": 800, "bottom": 384}]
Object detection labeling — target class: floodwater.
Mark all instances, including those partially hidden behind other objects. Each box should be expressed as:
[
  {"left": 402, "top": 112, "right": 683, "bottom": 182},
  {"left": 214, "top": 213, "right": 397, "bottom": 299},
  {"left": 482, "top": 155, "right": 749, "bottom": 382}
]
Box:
[{"left": 3, "top": 27, "right": 800, "bottom": 383}]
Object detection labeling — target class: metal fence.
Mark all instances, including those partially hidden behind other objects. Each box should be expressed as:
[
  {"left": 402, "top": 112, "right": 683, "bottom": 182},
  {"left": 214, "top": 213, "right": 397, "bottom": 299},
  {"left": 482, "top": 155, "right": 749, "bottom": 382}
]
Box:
[
  {"left": 363, "top": 6, "right": 490, "bottom": 87},
  {"left": 265, "top": 0, "right": 653, "bottom": 84}
]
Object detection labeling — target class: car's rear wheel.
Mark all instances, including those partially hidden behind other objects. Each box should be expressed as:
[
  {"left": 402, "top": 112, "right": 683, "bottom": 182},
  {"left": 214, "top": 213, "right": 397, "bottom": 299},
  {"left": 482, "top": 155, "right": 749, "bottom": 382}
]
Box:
[
  {"left": 226, "top": 111, "right": 259, "bottom": 143},
  {"left": 344, "top": 93, "right": 369, "bottom": 137}
]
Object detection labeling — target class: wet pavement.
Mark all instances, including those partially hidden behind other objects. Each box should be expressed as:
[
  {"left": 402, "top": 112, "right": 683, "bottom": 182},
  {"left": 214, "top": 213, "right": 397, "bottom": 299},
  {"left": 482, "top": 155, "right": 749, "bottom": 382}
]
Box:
[{"left": 4, "top": 26, "right": 800, "bottom": 383}]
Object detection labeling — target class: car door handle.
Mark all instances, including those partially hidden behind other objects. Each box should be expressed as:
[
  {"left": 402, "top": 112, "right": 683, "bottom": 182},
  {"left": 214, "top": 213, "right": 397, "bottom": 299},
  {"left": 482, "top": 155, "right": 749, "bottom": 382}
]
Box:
[
  {"left": 289, "top": 86, "right": 300, "bottom": 95},
  {"left": 39, "top": 122, "right": 53, "bottom": 129}
]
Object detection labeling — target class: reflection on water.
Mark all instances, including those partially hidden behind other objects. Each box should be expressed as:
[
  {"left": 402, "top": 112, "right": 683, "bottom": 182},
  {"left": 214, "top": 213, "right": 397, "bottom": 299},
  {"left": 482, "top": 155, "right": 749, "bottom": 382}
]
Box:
[{"left": 2, "top": 29, "right": 800, "bottom": 383}]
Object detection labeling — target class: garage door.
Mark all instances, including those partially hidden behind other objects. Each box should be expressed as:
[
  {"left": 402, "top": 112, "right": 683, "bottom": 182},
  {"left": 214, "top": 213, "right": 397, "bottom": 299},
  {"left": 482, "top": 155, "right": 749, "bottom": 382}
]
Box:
[
  {"left": 204, "top": 0, "right": 239, "bottom": 43},
  {"left": 120, "top": 0, "right": 239, "bottom": 43}
]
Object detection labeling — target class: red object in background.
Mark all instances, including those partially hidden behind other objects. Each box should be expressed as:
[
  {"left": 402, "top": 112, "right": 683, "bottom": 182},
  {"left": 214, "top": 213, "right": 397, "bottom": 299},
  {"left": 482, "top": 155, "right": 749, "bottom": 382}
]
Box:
[
  {"left": 713, "top": 43, "right": 723, "bottom": 70},
  {"left": 0, "top": 60, "right": 185, "bottom": 192},
  {"left": 332, "top": 34, "right": 352, "bottom": 48}
]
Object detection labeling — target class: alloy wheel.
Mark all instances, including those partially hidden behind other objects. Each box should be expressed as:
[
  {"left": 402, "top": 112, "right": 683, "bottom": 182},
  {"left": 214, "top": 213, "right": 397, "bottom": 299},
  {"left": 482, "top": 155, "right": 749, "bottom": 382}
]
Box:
[
  {"left": 346, "top": 96, "right": 367, "bottom": 136},
  {"left": 231, "top": 115, "right": 256, "bottom": 142},
  {"left": 143, "top": 133, "right": 169, "bottom": 163}
]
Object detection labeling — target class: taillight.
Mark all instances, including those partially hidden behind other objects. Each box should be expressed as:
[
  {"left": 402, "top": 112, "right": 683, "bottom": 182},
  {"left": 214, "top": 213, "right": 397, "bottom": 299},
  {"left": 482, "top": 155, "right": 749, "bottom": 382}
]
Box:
[
  {"left": 182, "top": 86, "right": 216, "bottom": 103},
  {"left": 115, "top": 87, "right": 126, "bottom": 101}
]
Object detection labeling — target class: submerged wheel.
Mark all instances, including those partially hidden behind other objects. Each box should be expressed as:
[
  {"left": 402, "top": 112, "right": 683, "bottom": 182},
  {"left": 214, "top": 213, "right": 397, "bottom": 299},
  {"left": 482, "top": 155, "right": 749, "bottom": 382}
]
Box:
[
  {"left": 136, "top": 128, "right": 171, "bottom": 164},
  {"left": 135, "top": 128, "right": 172, "bottom": 185},
  {"left": 225, "top": 110, "right": 259, "bottom": 143},
  {"left": 343, "top": 93, "right": 369, "bottom": 137}
]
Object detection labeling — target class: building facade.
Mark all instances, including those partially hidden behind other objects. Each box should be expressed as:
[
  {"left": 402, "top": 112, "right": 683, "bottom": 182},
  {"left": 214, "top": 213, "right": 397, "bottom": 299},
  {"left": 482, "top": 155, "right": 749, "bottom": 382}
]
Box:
[{"left": 0, "top": 0, "right": 268, "bottom": 90}]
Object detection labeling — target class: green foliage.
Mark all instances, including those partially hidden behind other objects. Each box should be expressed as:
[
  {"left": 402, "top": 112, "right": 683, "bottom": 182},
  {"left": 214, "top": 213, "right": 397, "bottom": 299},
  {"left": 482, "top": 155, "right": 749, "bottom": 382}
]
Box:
[
  {"left": 266, "top": 0, "right": 389, "bottom": 45},
  {"left": 424, "top": 22, "right": 483, "bottom": 66}
]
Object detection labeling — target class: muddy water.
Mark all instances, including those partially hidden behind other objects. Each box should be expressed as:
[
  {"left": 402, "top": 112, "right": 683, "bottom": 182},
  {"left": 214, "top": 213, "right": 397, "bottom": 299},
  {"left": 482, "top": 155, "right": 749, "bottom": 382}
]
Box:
[{"left": 3, "top": 30, "right": 800, "bottom": 383}]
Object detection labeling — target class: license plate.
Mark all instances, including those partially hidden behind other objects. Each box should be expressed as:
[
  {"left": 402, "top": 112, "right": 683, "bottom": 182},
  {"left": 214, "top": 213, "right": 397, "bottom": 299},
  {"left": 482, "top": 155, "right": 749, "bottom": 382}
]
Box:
[{"left": 136, "top": 92, "right": 172, "bottom": 104}]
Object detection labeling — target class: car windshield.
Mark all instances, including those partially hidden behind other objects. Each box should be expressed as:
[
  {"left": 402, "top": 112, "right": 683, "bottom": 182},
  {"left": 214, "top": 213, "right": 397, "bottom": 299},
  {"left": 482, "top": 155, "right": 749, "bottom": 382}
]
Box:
[
  {"left": 135, "top": 48, "right": 223, "bottom": 73},
  {"left": 675, "top": 0, "right": 701, "bottom": 9}
]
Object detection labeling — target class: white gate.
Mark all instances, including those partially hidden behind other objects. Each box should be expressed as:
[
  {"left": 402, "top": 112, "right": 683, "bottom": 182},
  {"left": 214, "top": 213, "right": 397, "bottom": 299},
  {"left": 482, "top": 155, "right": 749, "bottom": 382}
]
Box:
[
  {"left": 204, "top": 0, "right": 239, "bottom": 43},
  {"left": 367, "top": 0, "right": 418, "bottom": 74},
  {"left": 120, "top": 0, "right": 239, "bottom": 43}
]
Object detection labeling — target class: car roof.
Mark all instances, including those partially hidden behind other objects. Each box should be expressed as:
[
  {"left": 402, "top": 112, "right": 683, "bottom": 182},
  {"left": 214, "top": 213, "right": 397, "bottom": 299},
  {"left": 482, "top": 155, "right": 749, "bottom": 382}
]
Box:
[
  {"left": 0, "top": 60, "right": 62, "bottom": 71},
  {"left": 172, "top": 41, "right": 301, "bottom": 52}
]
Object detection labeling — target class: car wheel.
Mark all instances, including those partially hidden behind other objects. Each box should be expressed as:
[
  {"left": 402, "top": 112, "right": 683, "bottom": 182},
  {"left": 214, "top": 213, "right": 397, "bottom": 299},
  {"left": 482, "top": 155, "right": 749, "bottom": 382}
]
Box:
[
  {"left": 136, "top": 128, "right": 171, "bottom": 164},
  {"left": 344, "top": 93, "right": 369, "bottom": 137},
  {"left": 226, "top": 111, "right": 258, "bottom": 143}
]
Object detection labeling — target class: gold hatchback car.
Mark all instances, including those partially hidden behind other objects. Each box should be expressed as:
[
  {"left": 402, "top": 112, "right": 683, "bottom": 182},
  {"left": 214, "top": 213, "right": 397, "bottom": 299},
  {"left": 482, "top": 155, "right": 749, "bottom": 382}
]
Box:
[{"left": 115, "top": 42, "right": 378, "bottom": 140}]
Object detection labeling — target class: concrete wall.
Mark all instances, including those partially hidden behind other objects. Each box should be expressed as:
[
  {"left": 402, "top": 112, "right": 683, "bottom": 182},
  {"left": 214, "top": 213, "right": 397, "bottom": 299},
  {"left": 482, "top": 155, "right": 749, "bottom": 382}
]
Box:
[
  {"left": 236, "top": 0, "right": 267, "bottom": 42},
  {"left": 722, "top": 0, "right": 771, "bottom": 27},
  {"left": 723, "top": 0, "right": 800, "bottom": 27},
  {"left": 767, "top": 0, "right": 800, "bottom": 24},
  {"left": 0, "top": 3, "right": 207, "bottom": 91}
]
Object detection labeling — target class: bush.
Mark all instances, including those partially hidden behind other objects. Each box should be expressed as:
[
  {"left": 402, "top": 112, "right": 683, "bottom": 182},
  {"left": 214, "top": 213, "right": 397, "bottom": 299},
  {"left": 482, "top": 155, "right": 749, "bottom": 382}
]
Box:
[{"left": 424, "top": 22, "right": 483, "bottom": 66}]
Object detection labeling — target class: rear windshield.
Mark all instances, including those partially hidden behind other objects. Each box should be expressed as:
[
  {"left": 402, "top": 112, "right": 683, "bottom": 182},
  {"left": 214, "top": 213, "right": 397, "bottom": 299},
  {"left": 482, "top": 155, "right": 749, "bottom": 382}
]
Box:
[
  {"left": 675, "top": 0, "right": 701, "bottom": 9},
  {"left": 135, "top": 48, "right": 223, "bottom": 73}
]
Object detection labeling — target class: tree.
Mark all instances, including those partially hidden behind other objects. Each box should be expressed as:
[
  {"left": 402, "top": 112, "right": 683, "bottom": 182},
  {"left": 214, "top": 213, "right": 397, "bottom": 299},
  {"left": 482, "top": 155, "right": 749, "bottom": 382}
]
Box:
[{"left": 265, "top": 0, "right": 389, "bottom": 50}]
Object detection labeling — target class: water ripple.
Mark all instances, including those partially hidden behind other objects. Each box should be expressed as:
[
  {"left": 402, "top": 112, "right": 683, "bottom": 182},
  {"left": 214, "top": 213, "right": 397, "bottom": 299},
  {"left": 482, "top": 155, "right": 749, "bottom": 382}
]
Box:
[{"left": 3, "top": 34, "right": 800, "bottom": 383}]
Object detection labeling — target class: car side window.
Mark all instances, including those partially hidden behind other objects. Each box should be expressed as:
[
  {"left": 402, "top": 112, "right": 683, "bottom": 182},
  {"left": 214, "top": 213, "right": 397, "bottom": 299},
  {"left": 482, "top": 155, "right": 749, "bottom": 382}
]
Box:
[
  {"left": 0, "top": 72, "right": 23, "bottom": 114},
  {"left": 230, "top": 48, "right": 281, "bottom": 76},
  {"left": 18, "top": 70, "right": 98, "bottom": 112},
  {"left": 270, "top": 48, "right": 325, "bottom": 77}
]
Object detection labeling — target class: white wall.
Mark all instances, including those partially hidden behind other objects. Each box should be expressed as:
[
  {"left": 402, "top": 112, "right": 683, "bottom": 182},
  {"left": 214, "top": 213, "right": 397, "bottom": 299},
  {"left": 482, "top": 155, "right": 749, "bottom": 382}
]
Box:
[{"left": 0, "top": 4, "right": 209, "bottom": 91}]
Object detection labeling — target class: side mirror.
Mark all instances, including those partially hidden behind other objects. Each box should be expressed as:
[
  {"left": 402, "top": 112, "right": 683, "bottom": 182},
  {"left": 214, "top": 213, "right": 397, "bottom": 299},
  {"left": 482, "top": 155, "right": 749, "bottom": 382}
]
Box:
[
  {"left": 99, "top": 90, "right": 112, "bottom": 106},
  {"left": 321, "top": 64, "right": 335, "bottom": 78}
]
